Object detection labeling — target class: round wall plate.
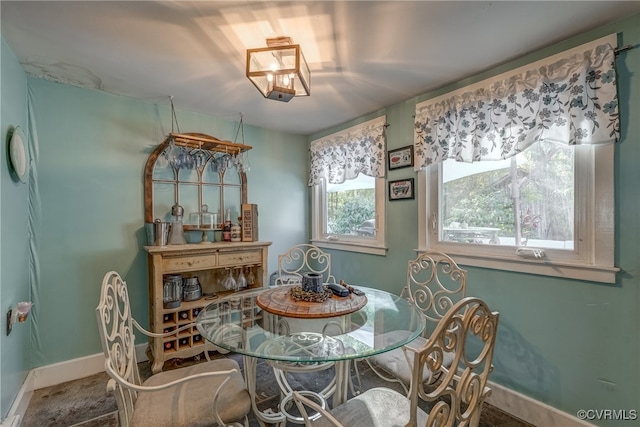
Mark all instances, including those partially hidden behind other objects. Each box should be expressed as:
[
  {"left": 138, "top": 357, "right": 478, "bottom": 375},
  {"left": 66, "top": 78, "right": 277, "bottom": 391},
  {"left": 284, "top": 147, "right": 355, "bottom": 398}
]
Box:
[{"left": 9, "top": 126, "right": 29, "bottom": 183}]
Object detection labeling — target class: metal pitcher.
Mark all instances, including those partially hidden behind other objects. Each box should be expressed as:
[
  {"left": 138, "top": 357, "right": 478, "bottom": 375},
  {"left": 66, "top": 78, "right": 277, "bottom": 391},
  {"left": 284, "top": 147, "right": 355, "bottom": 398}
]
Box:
[{"left": 153, "top": 219, "right": 170, "bottom": 246}]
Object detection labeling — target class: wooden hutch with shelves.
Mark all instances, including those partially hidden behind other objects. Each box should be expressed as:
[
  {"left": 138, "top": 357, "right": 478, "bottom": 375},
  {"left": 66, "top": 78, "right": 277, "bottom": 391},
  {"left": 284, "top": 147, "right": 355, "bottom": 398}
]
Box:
[{"left": 143, "top": 132, "right": 270, "bottom": 373}]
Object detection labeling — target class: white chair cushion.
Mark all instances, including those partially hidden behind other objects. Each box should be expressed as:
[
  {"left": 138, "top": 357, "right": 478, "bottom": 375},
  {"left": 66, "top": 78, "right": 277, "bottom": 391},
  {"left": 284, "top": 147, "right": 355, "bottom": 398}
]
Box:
[
  {"left": 314, "top": 387, "right": 428, "bottom": 427},
  {"left": 131, "top": 358, "right": 250, "bottom": 427},
  {"left": 369, "top": 330, "right": 454, "bottom": 385}
]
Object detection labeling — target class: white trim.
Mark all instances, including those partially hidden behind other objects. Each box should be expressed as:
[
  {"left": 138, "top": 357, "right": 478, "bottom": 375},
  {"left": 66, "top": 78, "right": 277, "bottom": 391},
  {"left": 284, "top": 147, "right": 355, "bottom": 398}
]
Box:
[
  {"left": 440, "top": 252, "right": 618, "bottom": 283},
  {"left": 3, "top": 344, "right": 149, "bottom": 426},
  {"left": 35, "top": 344, "right": 148, "bottom": 389},
  {"left": 418, "top": 143, "right": 618, "bottom": 283},
  {"left": 32, "top": 353, "right": 106, "bottom": 390},
  {"left": 0, "top": 415, "right": 21, "bottom": 427},
  {"left": 310, "top": 239, "right": 387, "bottom": 256},
  {"left": 312, "top": 175, "right": 387, "bottom": 254},
  {"left": 487, "top": 380, "right": 595, "bottom": 427},
  {"left": 1, "top": 368, "right": 33, "bottom": 427}
]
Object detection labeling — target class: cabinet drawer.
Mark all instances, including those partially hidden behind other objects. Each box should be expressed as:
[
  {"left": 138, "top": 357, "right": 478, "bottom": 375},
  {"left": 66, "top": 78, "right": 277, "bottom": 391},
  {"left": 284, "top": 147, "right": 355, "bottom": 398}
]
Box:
[
  {"left": 163, "top": 255, "right": 217, "bottom": 273},
  {"left": 218, "top": 251, "right": 261, "bottom": 266}
]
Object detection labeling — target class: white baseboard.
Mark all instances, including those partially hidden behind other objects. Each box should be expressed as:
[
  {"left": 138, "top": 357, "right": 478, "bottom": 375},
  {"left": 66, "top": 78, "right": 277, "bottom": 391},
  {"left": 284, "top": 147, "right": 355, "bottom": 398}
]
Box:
[
  {"left": 486, "top": 380, "right": 595, "bottom": 427},
  {"left": 0, "top": 415, "right": 20, "bottom": 427},
  {"left": 32, "top": 344, "right": 149, "bottom": 390},
  {"left": 5, "top": 349, "right": 591, "bottom": 427},
  {"left": 1, "top": 369, "right": 34, "bottom": 427},
  {"left": 3, "top": 344, "right": 149, "bottom": 426}
]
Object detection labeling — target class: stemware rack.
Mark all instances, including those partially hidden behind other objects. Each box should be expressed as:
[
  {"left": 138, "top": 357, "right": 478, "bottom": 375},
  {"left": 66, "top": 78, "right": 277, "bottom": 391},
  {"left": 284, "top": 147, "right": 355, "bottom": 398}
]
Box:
[
  {"left": 168, "top": 132, "right": 252, "bottom": 155},
  {"left": 143, "top": 132, "right": 251, "bottom": 225}
]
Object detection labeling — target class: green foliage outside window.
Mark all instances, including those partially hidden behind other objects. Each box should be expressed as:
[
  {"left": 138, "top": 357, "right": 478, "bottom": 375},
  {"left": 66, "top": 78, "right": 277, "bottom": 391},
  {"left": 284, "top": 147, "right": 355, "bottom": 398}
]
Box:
[
  {"left": 327, "top": 190, "right": 375, "bottom": 235},
  {"left": 443, "top": 140, "right": 574, "bottom": 244}
]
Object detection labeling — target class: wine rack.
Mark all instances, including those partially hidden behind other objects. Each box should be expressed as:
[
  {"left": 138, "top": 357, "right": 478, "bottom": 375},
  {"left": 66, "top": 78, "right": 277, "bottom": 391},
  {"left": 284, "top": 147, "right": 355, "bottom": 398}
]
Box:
[{"left": 145, "top": 241, "right": 271, "bottom": 373}]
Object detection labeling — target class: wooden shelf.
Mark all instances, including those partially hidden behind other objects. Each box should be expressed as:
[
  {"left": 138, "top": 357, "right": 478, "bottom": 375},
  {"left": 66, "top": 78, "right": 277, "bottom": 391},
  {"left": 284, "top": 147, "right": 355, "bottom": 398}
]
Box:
[{"left": 169, "top": 132, "right": 252, "bottom": 156}]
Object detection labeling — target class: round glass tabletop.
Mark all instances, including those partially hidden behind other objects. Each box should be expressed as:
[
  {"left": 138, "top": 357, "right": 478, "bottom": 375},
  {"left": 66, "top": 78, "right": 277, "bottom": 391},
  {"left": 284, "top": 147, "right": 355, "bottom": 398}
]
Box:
[{"left": 196, "top": 286, "right": 425, "bottom": 363}]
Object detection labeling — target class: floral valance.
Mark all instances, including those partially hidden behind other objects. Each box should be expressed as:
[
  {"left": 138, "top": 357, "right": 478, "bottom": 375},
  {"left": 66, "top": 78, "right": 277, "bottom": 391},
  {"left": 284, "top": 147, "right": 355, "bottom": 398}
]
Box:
[
  {"left": 309, "top": 116, "right": 387, "bottom": 186},
  {"left": 414, "top": 34, "right": 619, "bottom": 169}
]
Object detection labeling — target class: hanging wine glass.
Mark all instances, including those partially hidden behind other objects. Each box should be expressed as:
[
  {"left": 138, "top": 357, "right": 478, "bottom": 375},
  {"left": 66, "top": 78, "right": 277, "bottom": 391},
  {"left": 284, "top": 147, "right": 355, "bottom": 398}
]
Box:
[
  {"left": 167, "top": 140, "right": 183, "bottom": 170},
  {"left": 246, "top": 266, "right": 256, "bottom": 287},
  {"left": 179, "top": 149, "right": 195, "bottom": 170},
  {"left": 221, "top": 268, "right": 237, "bottom": 291},
  {"left": 191, "top": 148, "right": 208, "bottom": 169},
  {"left": 211, "top": 154, "right": 227, "bottom": 174},
  {"left": 210, "top": 154, "right": 220, "bottom": 173},
  {"left": 236, "top": 268, "right": 247, "bottom": 290},
  {"left": 239, "top": 151, "right": 251, "bottom": 173},
  {"left": 225, "top": 153, "right": 235, "bottom": 171}
]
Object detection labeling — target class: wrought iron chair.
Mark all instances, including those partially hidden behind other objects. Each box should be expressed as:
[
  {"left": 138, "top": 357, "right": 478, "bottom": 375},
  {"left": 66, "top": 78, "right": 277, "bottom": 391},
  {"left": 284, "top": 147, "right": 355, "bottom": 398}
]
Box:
[
  {"left": 363, "top": 250, "right": 467, "bottom": 394},
  {"left": 273, "top": 244, "right": 337, "bottom": 286},
  {"left": 292, "top": 297, "right": 500, "bottom": 427},
  {"left": 268, "top": 244, "right": 349, "bottom": 412},
  {"left": 95, "top": 271, "right": 251, "bottom": 427}
]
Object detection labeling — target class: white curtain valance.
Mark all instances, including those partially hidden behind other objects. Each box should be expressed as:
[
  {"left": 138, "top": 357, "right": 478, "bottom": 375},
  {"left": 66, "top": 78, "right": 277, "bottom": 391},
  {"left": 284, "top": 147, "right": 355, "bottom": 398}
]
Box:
[
  {"left": 414, "top": 34, "right": 619, "bottom": 169},
  {"left": 309, "top": 116, "right": 387, "bottom": 186}
]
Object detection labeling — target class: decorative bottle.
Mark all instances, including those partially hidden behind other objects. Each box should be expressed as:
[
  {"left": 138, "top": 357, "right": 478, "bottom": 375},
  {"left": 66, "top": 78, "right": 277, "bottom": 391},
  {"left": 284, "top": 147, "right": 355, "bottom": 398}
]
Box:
[
  {"left": 231, "top": 217, "right": 241, "bottom": 242},
  {"left": 223, "top": 209, "right": 232, "bottom": 242}
]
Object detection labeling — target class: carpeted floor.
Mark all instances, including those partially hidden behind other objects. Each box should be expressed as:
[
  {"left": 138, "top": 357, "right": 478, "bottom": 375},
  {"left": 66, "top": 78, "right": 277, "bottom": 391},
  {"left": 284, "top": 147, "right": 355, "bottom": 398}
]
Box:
[{"left": 21, "top": 352, "right": 535, "bottom": 427}]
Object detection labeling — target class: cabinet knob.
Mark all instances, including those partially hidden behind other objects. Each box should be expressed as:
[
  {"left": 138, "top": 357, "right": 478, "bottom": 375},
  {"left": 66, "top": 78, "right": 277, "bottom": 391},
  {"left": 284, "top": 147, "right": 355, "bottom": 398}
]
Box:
[{"left": 187, "top": 261, "right": 193, "bottom": 266}]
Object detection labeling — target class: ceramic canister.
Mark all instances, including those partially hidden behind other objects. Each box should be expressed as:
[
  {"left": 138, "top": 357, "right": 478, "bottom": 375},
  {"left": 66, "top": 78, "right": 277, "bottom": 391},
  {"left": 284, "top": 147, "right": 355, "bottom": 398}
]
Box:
[
  {"left": 302, "top": 272, "right": 324, "bottom": 293},
  {"left": 182, "top": 277, "right": 202, "bottom": 301},
  {"left": 163, "top": 274, "right": 182, "bottom": 308}
]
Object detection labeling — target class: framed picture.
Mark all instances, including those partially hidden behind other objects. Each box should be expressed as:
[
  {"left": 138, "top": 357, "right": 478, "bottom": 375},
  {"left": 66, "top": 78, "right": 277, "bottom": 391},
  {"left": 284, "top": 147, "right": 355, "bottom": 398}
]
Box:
[
  {"left": 388, "top": 145, "right": 414, "bottom": 170},
  {"left": 389, "top": 178, "right": 414, "bottom": 201}
]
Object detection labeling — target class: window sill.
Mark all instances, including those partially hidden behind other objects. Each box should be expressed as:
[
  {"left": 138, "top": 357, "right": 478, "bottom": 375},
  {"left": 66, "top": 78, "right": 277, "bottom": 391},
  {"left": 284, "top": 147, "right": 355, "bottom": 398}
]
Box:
[
  {"left": 312, "top": 239, "right": 387, "bottom": 256},
  {"left": 420, "top": 250, "right": 619, "bottom": 284}
]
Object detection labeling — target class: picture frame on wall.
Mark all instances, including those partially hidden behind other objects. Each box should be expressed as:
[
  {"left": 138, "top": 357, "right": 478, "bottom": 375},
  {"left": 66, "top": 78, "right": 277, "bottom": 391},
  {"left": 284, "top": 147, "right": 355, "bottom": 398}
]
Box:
[
  {"left": 387, "top": 145, "right": 414, "bottom": 170},
  {"left": 389, "top": 178, "right": 415, "bottom": 201}
]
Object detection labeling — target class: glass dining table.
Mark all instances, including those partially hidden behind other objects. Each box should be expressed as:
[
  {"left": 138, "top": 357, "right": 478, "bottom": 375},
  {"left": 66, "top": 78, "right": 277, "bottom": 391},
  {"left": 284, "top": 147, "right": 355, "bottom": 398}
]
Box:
[{"left": 196, "top": 285, "right": 425, "bottom": 426}]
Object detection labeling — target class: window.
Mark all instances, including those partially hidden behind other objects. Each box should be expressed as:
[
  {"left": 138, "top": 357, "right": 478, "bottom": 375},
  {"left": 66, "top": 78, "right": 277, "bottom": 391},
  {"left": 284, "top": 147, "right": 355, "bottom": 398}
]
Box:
[
  {"left": 310, "top": 117, "right": 387, "bottom": 255},
  {"left": 441, "top": 141, "right": 575, "bottom": 249},
  {"left": 415, "top": 35, "right": 619, "bottom": 283},
  {"left": 312, "top": 175, "right": 386, "bottom": 255},
  {"left": 420, "top": 143, "right": 615, "bottom": 282}
]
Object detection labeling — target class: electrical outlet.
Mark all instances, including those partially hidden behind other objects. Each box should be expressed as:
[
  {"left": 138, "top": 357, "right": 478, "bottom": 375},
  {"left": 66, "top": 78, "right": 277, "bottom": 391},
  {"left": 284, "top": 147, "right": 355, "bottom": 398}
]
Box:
[{"left": 6, "top": 309, "right": 13, "bottom": 335}]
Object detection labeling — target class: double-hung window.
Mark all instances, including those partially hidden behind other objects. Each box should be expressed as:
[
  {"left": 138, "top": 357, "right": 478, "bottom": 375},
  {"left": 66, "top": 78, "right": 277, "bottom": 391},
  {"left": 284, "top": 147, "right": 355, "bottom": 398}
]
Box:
[
  {"left": 310, "top": 116, "right": 387, "bottom": 255},
  {"left": 414, "top": 35, "right": 619, "bottom": 283}
]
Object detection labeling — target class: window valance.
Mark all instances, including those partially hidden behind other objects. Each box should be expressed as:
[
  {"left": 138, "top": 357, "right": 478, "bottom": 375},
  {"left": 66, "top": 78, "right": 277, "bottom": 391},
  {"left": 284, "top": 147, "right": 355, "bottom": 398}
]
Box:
[
  {"left": 309, "top": 116, "right": 386, "bottom": 186},
  {"left": 414, "top": 34, "right": 619, "bottom": 169}
]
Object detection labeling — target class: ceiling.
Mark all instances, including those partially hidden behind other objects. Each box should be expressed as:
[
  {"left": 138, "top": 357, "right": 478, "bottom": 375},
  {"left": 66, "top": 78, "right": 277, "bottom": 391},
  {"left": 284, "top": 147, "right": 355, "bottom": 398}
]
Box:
[{"left": 2, "top": 1, "right": 639, "bottom": 136}]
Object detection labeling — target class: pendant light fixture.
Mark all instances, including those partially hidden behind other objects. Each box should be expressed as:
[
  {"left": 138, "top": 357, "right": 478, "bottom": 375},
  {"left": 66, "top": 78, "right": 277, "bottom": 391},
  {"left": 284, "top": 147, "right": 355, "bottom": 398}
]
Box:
[{"left": 246, "top": 36, "right": 310, "bottom": 102}]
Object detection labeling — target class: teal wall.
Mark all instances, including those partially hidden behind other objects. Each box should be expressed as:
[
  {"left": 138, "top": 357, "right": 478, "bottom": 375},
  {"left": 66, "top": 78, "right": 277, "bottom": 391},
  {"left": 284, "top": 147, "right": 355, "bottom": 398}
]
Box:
[
  {"left": 311, "top": 14, "right": 640, "bottom": 425},
  {"left": 25, "top": 78, "right": 309, "bottom": 367},
  {"left": 0, "top": 39, "right": 30, "bottom": 418},
  {"left": 0, "top": 53, "right": 308, "bottom": 416}
]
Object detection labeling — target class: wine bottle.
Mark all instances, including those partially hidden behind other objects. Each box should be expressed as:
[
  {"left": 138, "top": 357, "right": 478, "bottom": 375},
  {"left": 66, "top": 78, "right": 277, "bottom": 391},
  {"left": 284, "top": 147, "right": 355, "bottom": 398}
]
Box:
[{"left": 223, "top": 209, "right": 232, "bottom": 241}]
